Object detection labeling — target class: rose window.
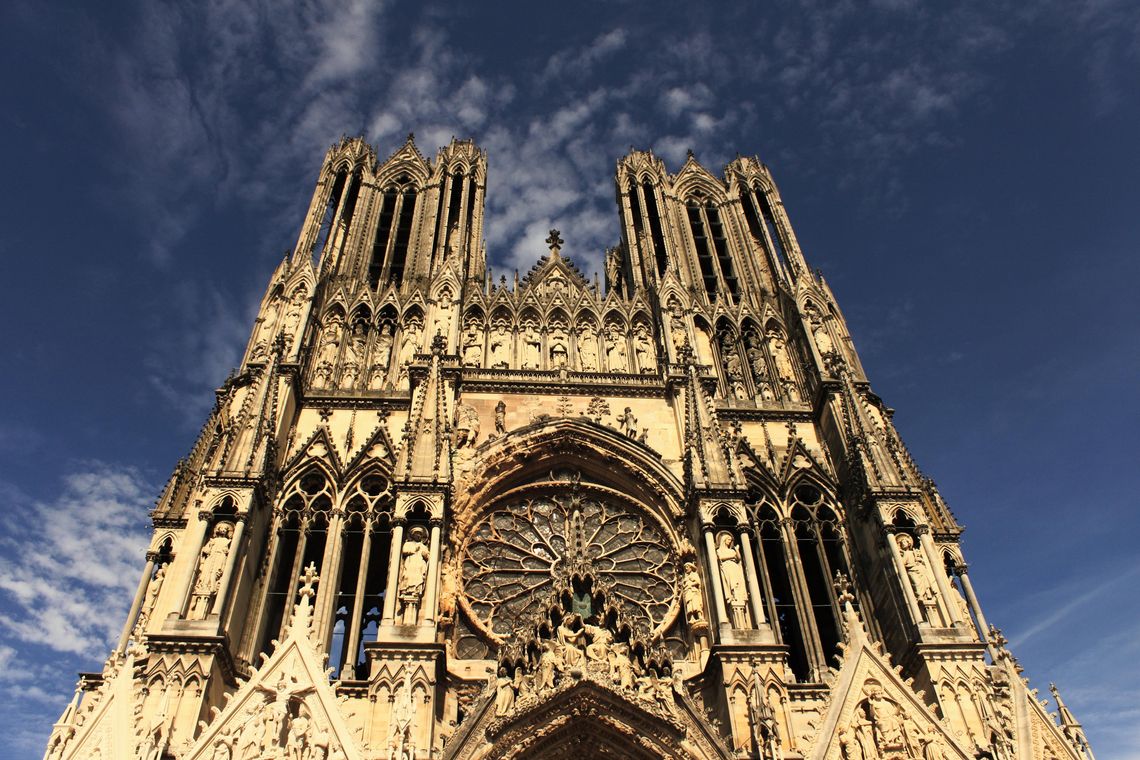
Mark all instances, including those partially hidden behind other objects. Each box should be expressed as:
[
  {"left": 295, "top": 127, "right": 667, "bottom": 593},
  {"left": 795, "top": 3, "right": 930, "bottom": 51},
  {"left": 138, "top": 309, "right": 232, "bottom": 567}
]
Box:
[{"left": 461, "top": 489, "right": 677, "bottom": 639}]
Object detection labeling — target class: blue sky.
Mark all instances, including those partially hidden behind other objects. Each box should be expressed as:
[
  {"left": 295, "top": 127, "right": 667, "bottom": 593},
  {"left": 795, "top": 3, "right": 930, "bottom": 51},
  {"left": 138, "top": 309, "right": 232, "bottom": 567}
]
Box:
[{"left": 1, "top": 0, "right": 1138, "bottom": 757}]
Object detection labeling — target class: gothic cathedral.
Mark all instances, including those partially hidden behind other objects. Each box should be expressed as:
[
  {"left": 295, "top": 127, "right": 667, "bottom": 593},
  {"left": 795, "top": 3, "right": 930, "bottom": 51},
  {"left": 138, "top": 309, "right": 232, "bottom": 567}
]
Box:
[{"left": 45, "top": 136, "right": 1094, "bottom": 760}]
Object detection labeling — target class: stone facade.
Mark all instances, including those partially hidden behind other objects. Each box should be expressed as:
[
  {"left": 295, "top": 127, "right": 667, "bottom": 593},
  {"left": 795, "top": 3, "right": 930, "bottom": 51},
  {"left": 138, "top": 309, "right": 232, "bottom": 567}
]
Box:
[{"left": 44, "top": 135, "right": 1095, "bottom": 760}]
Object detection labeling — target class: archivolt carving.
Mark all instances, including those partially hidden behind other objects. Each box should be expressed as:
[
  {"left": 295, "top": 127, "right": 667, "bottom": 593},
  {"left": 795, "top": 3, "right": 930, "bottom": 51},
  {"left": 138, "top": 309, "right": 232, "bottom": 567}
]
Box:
[{"left": 460, "top": 488, "right": 678, "bottom": 643}]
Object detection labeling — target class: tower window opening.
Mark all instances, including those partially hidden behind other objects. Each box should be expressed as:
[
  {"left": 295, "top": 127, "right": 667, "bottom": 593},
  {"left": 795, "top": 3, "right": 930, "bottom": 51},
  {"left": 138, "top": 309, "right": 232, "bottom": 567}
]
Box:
[
  {"left": 757, "top": 512, "right": 811, "bottom": 682},
  {"left": 794, "top": 508, "right": 841, "bottom": 668},
  {"left": 757, "top": 189, "right": 790, "bottom": 275},
  {"left": 312, "top": 170, "right": 347, "bottom": 263},
  {"left": 643, "top": 181, "right": 669, "bottom": 276},
  {"left": 707, "top": 204, "right": 738, "bottom": 298},
  {"left": 687, "top": 202, "right": 719, "bottom": 299},
  {"left": 388, "top": 188, "right": 417, "bottom": 288},
  {"left": 368, "top": 190, "right": 397, "bottom": 290}
]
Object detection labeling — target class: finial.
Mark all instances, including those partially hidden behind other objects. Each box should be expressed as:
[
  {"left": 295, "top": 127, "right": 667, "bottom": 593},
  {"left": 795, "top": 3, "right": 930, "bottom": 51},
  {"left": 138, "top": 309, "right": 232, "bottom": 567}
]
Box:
[
  {"left": 546, "top": 229, "right": 564, "bottom": 256},
  {"left": 687, "top": 148, "right": 695, "bottom": 159},
  {"left": 833, "top": 570, "right": 855, "bottom": 608},
  {"left": 406, "top": 132, "right": 415, "bottom": 143}
]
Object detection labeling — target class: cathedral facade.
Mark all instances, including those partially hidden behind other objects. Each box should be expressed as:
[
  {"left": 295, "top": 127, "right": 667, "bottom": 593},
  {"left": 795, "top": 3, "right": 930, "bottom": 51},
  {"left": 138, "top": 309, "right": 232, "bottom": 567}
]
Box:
[{"left": 45, "top": 136, "right": 1094, "bottom": 760}]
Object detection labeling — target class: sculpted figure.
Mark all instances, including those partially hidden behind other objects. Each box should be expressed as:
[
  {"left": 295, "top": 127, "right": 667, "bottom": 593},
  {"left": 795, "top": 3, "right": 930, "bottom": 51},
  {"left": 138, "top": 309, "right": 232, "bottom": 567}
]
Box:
[
  {"left": 853, "top": 712, "right": 876, "bottom": 760},
  {"left": 461, "top": 325, "right": 483, "bottom": 366},
  {"left": 577, "top": 327, "right": 599, "bottom": 371},
  {"left": 682, "top": 561, "right": 707, "bottom": 626},
  {"left": 396, "top": 320, "right": 423, "bottom": 385},
  {"left": 723, "top": 343, "right": 748, "bottom": 399},
  {"left": 144, "top": 565, "right": 165, "bottom": 617},
  {"left": 370, "top": 324, "right": 393, "bottom": 388},
  {"left": 768, "top": 329, "right": 800, "bottom": 400},
  {"left": 617, "top": 407, "right": 638, "bottom": 438},
  {"left": 669, "top": 313, "right": 687, "bottom": 355},
  {"left": 611, "top": 642, "right": 635, "bottom": 689},
  {"left": 495, "top": 667, "right": 515, "bottom": 716},
  {"left": 584, "top": 623, "right": 613, "bottom": 663},
  {"left": 896, "top": 534, "right": 937, "bottom": 618},
  {"left": 605, "top": 328, "right": 628, "bottom": 372},
  {"left": 536, "top": 638, "right": 562, "bottom": 690},
  {"left": 189, "top": 523, "right": 233, "bottom": 619},
  {"left": 747, "top": 347, "right": 776, "bottom": 400},
  {"left": 633, "top": 325, "right": 655, "bottom": 372},
  {"left": 604, "top": 246, "right": 621, "bottom": 294},
  {"left": 549, "top": 329, "right": 568, "bottom": 368},
  {"left": 488, "top": 323, "right": 510, "bottom": 368},
  {"left": 716, "top": 531, "right": 750, "bottom": 628},
  {"left": 494, "top": 400, "right": 506, "bottom": 436},
  {"left": 285, "top": 714, "right": 310, "bottom": 760},
  {"left": 454, "top": 404, "right": 480, "bottom": 449},
  {"left": 556, "top": 614, "right": 587, "bottom": 668},
  {"left": 522, "top": 324, "right": 541, "bottom": 369},
  {"left": 397, "top": 527, "right": 430, "bottom": 625}
]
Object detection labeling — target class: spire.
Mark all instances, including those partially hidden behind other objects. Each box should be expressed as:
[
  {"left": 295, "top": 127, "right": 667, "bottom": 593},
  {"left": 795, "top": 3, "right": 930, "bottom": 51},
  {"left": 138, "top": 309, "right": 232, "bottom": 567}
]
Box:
[
  {"left": 1051, "top": 683, "right": 1095, "bottom": 760},
  {"left": 395, "top": 334, "right": 452, "bottom": 483},
  {"left": 677, "top": 340, "right": 741, "bottom": 490}
]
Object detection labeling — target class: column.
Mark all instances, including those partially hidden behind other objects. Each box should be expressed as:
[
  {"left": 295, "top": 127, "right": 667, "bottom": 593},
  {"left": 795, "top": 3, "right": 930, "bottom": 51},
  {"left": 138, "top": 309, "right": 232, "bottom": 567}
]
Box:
[
  {"left": 175, "top": 511, "right": 212, "bottom": 618},
  {"left": 886, "top": 530, "right": 923, "bottom": 625},
  {"left": 381, "top": 521, "right": 405, "bottom": 625},
  {"left": 116, "top": 553, "right": 157, "bottom": 653},
  {"left": 737, "top": 529, "right": 767, "bottom": 626},
  {"left": 956, "top": 566, "right": 995, "bottom": 657},
  {"left": 421, "top": 520, "right": 443, "bottom": 626},
  {"left": 341, "top": 518, "right": 374, "bottom": 679},
  {"left": 212, "top": 516, "right": 248, "bottom": 622},
  {"left": 703, "top": 526, "right": 730, "bottom": 634},
  {"left": 314, "top": 510, "right": 347, "bottom": 636},
  {"left": 917, "top": 526, "right": 957, "bottom": 626}
]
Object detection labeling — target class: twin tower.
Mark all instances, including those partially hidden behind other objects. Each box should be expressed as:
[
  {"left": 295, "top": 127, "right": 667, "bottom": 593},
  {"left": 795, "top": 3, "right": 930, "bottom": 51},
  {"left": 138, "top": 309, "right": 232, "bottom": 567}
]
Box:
[{"left": 45, "top": 136, "right": 1092, "bottom": 760}]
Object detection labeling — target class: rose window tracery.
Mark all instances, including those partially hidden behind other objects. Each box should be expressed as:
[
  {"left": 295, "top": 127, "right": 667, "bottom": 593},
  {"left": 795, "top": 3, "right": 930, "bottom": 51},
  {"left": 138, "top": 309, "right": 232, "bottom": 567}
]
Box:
[{"left": 461, "top": 488, "right": 677, "bottom": 641}]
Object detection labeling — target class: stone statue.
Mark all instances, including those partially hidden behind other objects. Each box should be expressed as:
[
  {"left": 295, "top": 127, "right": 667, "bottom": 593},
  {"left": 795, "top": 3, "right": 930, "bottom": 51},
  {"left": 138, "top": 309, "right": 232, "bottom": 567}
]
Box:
[
  {"left": 584, "top": 623, "right": 613, "bottom": 663},
  {"left": 611, "top": 642, "right": 634, "bottom": 689},
  {"left": 495, "top": 667, "right": 515, "bottom": 716},
  {"left": 617, "top": 407, "right": 638, "bottom": 438},
  {"left": 604, "top": 246, "right": 621, "bottom": 294},
  {"left": 669, "top": 313, "right": 687, "bottom": 355},
  {"left": 145, "top": 565, "right": 165, "bottom": 617},
  {"left": 605, "top": 328, "right": 628, "bottom": 372},
  {"left": 768, "top": 329, "right": 800, "bottom": 400},
  {"left": 536, "top": 638, "right": 562, "bottom": 690},
  {"left": 723, "top": 342, "right": 748, "bottom": 399},
  {"left": 461, "top": 325, "right": 483, "bottom": 366},
  {"left": 522, "top": 324, "right": 542, "bottom": 369},
  {"left": 549, "top": 329, "right": 568, "bottom": 368},
  {"left": 454, "top": 403, "right": 480, "bottom": 449},
  {"left": 489, "top": 323, "right": 510, "bottom": 368},
  {"left": 716, "top": 531, "right": 749, "bottom": 628},
  {"left": 896, "top": 534, "right": 938, "bottom": 622},
  {"left": 682, "top": 561, "right": 707, "bottom": 626},
  {"left": 396, "top": 321, "right": 423, "bottom": 384},
  {"left": 633, "top": 325, "right": 654, "bottom": 372},
  {"left": 577, "top": 327, "right": 599, "bottom": 371},
  {"left": 747, "top": 347, "right": 776, "bottom": 400},
  {"left": 397, "top": 526, "right": 430, "bottom": 625},
  {"left": 494, "top": 400, "right": 506, "bottom": 437},
  {"left": 189, "top": 523, "right": 233, "bottom": 619},
  {"left": 556, "top": 614, "right": 587, "bottom": 668},
  {"left": 370, "top": 324, "right": 393, "bottom": 388},
  {"left": 432, "top": 296, "right": 454, "bottom": 342}
]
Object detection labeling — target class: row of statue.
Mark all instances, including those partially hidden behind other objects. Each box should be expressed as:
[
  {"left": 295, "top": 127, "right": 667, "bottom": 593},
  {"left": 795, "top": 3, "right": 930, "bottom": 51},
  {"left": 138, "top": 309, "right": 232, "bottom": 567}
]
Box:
[
  {"left": 493, "top": 613, "right": 680, "bottom": 718},
  {"left": 463, "top": 321, "right": 657, "bottom": 373}
]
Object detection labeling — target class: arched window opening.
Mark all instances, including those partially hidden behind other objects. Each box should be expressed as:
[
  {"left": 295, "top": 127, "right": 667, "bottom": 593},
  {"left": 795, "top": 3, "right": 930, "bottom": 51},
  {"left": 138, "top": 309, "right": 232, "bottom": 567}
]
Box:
[
  {"left": 756, "top": 188, "right": 790, "bottom": 275},
  {"left": 340, "top": 169, "right": 362, "bottom": 230},
  {"left": 312, "top": 169, "right": 348, "bottom": 263},
  {"left": 255, "top": 470, "right": 334, "bottom": 660},
  {"left": 388, "top": 186, "right": 417, "bottom": 288},
  {"left": 642, "top": 181, "right": 669, "bottom": 276},
  {"left": 792, "top": 502, "right": 841, "bottom": 667},
  {"left": 755, "top": 507, "right": 811, "bottom": 682},
  {"left": 326, "top": 473, "right": 393, "bottom": 680},
  {"left": 707, "top": 204, "right": 738, "bottom": 297},
  {"left": 687, "top": 200, "right": 718, "bottom": 299},
  {"left": 367, "top": 189, "right": 397, "bottom": 289}
]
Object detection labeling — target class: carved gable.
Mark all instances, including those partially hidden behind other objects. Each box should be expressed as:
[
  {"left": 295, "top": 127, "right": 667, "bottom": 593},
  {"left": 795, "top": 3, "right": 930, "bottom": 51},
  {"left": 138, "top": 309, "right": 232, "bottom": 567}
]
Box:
[
  {"left": 181, "top": 569, "right": 363, "bottom": 760},
  {"left": 809, "top": 604, "right": 971, "bottom": 760}
]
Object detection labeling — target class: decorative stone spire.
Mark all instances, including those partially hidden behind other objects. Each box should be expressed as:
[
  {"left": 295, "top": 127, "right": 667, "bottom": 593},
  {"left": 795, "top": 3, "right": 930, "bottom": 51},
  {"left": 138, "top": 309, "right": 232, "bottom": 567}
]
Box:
[{"left": 546, "top": 228, "right": 564, "bottom": 257}]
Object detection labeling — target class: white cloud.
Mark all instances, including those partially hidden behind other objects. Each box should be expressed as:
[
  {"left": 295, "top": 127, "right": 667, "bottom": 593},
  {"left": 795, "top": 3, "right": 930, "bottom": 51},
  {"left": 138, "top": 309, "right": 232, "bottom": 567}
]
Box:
[{"left": 0, "top": 466, "right": 153, "bottom": 658}]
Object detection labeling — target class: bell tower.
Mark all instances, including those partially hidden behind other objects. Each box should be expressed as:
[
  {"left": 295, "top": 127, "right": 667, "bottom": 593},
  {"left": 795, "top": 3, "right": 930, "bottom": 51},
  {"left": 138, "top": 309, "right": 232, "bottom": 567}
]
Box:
[{"left": 44, "top": 137, "right": 1092, "bottom": 760}]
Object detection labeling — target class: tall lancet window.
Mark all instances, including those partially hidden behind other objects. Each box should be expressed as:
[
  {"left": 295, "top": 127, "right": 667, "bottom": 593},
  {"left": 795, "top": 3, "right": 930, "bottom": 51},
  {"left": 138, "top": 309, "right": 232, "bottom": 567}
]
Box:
[
  {"left": 755, "top": 188, "right": 791, "bottom": 275},
  {"left": 642, "top": 180, "right": 669, "bottom": 276},
  {"left": 687, "top": 197, "right": 738, "bottom": 300},
  {"left": 312, "top": 169, "right": 348, "bottom": 262},
  {"left": 367, "top": 174, "right": 418, "bottom": 290}
]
